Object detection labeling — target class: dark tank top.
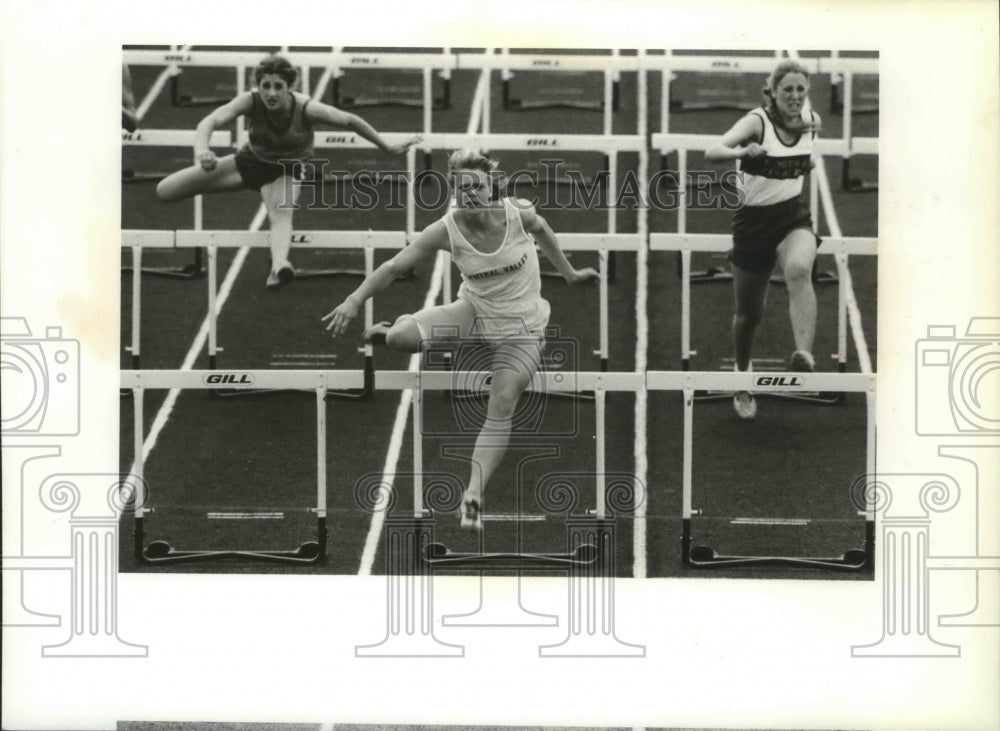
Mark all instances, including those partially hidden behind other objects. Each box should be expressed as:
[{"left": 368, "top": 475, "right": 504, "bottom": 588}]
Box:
[{"left": 245, "top": 91, "right": 314, "bottom": 162}]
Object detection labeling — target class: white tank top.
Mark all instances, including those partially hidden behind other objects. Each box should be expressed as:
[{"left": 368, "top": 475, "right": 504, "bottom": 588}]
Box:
[
  {"left": 737, "top": 107, "right": 816, "bottom": 207},
  {"left": 443, "top": 198, "right": 550, "bottom": 337}
]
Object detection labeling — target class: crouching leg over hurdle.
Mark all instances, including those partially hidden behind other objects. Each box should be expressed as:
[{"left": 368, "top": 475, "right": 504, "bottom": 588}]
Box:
[
  {"left": 154, "top": 52, "right": 418, "bottom": 288},
  {"left": 324, "top": 150, "right": 598, "bottom": 528}
]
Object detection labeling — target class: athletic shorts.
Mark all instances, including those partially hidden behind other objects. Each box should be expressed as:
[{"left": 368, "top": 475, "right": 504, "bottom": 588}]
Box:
[
  {"left": 399, "top": 297, "right": 549, "bottom": 344},
  {"left": 234, "top": 146, "right": 311, "bottom": 191},
  {"left": 729, "top": 196, "right": 819, "bottom": 273}
]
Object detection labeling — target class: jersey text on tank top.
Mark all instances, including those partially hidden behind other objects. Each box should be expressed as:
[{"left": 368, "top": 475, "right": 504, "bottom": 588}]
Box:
[
  {"left": 246, "top": 91, "right": 315, "bottom": 163},
  {"left": 737, "top": 107, "right": 815, "bottom": 207},
  {"left": 444, "top": 198, "right": 543, "bottom": 307}
]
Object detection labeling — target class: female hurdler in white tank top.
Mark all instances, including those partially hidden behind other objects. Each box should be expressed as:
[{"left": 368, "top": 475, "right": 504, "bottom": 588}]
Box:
[{"left": 443, "top": 197, "right": 551, "bottom": 339}]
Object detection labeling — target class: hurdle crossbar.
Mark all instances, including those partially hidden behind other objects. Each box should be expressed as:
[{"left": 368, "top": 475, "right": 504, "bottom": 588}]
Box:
[
  {"left": 650, "top": 128, "right": 877, "bottom": 374},
  {"left": 647, "top": 369, "right": 876, "bottom": 570},
  {"left": 460, "top": 50, "right": 629, "bottom": 122},
  {"left": 376, "top": 369, "right": 642, "bottom": 569},
  {"left": 123, "top": 49, "right": 459, "bottom": 71},
  {"left": 398, "top": 133, "right": 645, "bottom": 371},
  {"left": 121, "top": 369, "right": 362, "bottom": 564}
]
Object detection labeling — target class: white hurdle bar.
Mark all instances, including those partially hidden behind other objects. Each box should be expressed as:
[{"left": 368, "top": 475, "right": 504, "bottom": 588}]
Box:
[
  {"left": 650, "top": 131, "right": 877, "bottom": 372},
  {"left": 648, "top": 369, "right": 877, "bottom": 567},
  {"left": 650, "top": 233, "right": 878, "bottom": 371},
  {"left": 643, "top": 53, "right": 878, "bottom": 188},
  {"left": 471, "top": 50, "right": 636, "bottom": 135},
  {"left": 181, "top": 230, "right": 405, "bottom": 368},
  {"left": 124, "top": 49, "right": 459, "bottom": 134},
  {"left": 120, "top": 369, "right": 362, "bottom": 563},
  {"left": 375, "top": 370, "right": 645, "bottom": 520},
  {"left": 380, "top": 132, "right": 646, "bottom": 370}
]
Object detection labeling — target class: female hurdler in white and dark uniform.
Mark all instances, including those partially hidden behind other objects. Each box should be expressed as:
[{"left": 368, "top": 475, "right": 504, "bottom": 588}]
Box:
[
  {"left": 706, "top": 60, "right": 822, "bottom": 420},
  {"left": 156, "top": 54, "right": 417, "bottom": 288},
  {"left": 323, "top": 149, "right": 599, "bottom": 529}
]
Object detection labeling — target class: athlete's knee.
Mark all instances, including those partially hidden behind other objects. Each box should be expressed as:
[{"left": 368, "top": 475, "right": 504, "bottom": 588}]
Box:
[
  {"left": 385, "top": 318, "right": 422, "bottom": 352},
  {"left": 487, "top": 382, "right": 524, "bottom": 420},
  {"left": 155, "top": 176, "right": 181, "bottom": 203},
  {"left": 783, "top": 259, "right": 814, "bottom": 287},
  {"left": 733, "top": 309, "right": 762, "bottom": 331}
]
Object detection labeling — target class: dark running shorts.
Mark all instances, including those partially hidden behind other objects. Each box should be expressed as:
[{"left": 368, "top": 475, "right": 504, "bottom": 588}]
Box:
[
  {"left": 234, "top": 146, "right": 312, "bottom": 191},
  {"left": 729, "top": 196, "right": 819, "bottom": 273}
]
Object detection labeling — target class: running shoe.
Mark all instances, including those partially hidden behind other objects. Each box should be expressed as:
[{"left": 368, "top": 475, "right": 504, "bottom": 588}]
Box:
[
  {"left": 460, "top": 496, "right": 482, "bottom": 530},
  {"left": 363, "top": 321, "right": 392, "bottom": 345},
  {"left": 790, "top": 350, "right": 816, "bottom": 372},
  {"left": 733, "top": 391, "right": 757, "bottom": 420},
  {"left": 266, "top": 263, "right": 295, "bottom": 288}
]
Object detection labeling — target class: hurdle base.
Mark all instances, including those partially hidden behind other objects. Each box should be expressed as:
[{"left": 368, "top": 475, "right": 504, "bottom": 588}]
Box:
[
  {"left": 171, "top": 75, "right": 230, "bottom": 108},
  {"left": 139, "top": 540, "right": 324, "bottom": 566},
  {"left": 333, "top": 77, "right": 451, "bottom": 111},
  {"left": 121, "top": 250, "right": 205, "bottom": 280},
  {"left": 421, "top": 542, "right": 598, "bottom": 571},
  {"left": 841, "top": 160, "right": 878, "bottom": 193},
  {"left": 502, "top": 78, "right": 619, "bottom": 113},
  {"left": 693, "top": 390, "right": 846, "bottom": 407},
  {"left": 686, "top": 544, "right": 870, "bottom": 571}
]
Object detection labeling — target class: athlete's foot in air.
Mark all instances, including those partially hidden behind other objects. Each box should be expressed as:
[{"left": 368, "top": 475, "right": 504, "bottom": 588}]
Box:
[
  {"left": 266, "top": 262, "right": 296, "bottom": 289},
  {"left": 460, "top": 492, "right": 482, "bottom": 530},
  {"left": 363, "top": 321, "right": 392, "bottom": 345}
]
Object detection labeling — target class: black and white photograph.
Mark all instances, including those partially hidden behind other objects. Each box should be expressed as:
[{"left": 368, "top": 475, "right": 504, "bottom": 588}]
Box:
[
  {"left": 2, "top": 2, "right": 998, "bottom": 730},
  {"left": 117, "top": 46, "right": 877, "bottom": 580}
]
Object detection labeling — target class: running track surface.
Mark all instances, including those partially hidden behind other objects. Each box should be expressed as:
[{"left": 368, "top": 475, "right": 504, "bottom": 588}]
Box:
[{"left": 120, "top": 48, "right": 878, "bottom": 579}]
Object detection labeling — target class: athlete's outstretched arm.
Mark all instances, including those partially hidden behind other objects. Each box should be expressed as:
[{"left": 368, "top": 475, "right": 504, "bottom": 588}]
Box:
[
  {"left": 323, "top": 220, "right": 449, "bottom": 337},
  {"left": 705, "top": 114, "right": 767, "bottom": 163},
  {"left": 306, "top": 101, "right": 420, "bottom": 155},
  {"left": 519, "top": 202, "right": 599, "bottom": 285},
  {"left": 193, "top": 93, "right": 253, "bottom": 170}
]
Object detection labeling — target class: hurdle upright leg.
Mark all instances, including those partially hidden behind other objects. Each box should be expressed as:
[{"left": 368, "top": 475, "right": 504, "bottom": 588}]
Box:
[{"left": 356, "top": 382, "right": 464, "bottom": 657}]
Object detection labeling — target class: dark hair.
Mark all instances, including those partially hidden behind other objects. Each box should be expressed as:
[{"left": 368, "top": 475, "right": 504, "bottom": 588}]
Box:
[{"left": 254, "top": 54, "right": 298, "bottom": 87}]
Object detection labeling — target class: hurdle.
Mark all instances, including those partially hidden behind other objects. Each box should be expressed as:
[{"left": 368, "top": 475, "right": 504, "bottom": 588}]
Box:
[
  {"left": 650, "top": 132, "right": 877, "bottom": 396},
  {"left": 822, "top": 55, "right": 879, "bottom": 192},
  {"left": 121, "top": 368, "right": 362, "bottom": 564},
  {"left": 330, "top": 48, "right": 454, "bottom": 114},
  {"left": 651, "top": 129, "right": 851, "bottom": 284},
  {"left": 476, "top": 49, "right": 625, "bottom": 119},
  {"left": 169, "top": 228, "right": 407, "bottom": 397},
  {"left": 121, "top": 129, "right": 233, "bottom": 279},
  {"left": 125, "top": 49, "right": 458, "bottom": 135},
  {"left": 398, "top": 132, "right": 646, "bottom": 372},
  {"left": 357, "top": 368, "right": 646, "bottom": 657},
  {"left": 643, "top": 52, "right": 879, "bottom": 193},
  {"left": 647, "top": 369, "right": 876, "bottom": 569}
]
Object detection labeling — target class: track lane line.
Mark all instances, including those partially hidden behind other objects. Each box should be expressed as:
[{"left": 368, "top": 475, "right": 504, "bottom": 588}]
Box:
[
  {"left": 788, "top": 49, "right": 873, "bottom": 376},
  {"left": 128, "top": 74, "right": 333, "bottom": 473},
  {"left": 133, "top": 44, "right": 191, "bottom": 122},
  {"left": 357, "top": 66, "right": 491, "bottom": 576}
]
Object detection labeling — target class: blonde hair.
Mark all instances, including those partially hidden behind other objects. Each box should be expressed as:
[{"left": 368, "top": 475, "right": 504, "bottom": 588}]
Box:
[
  {"left": 447, "top": 149, "right": 504, "bottom": 198},
  {"left": 762, "top": 60, "right": 815, "bottom": 132},
  {"left": 447, "top": 149, "right": 498, "bottom": 177}
]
